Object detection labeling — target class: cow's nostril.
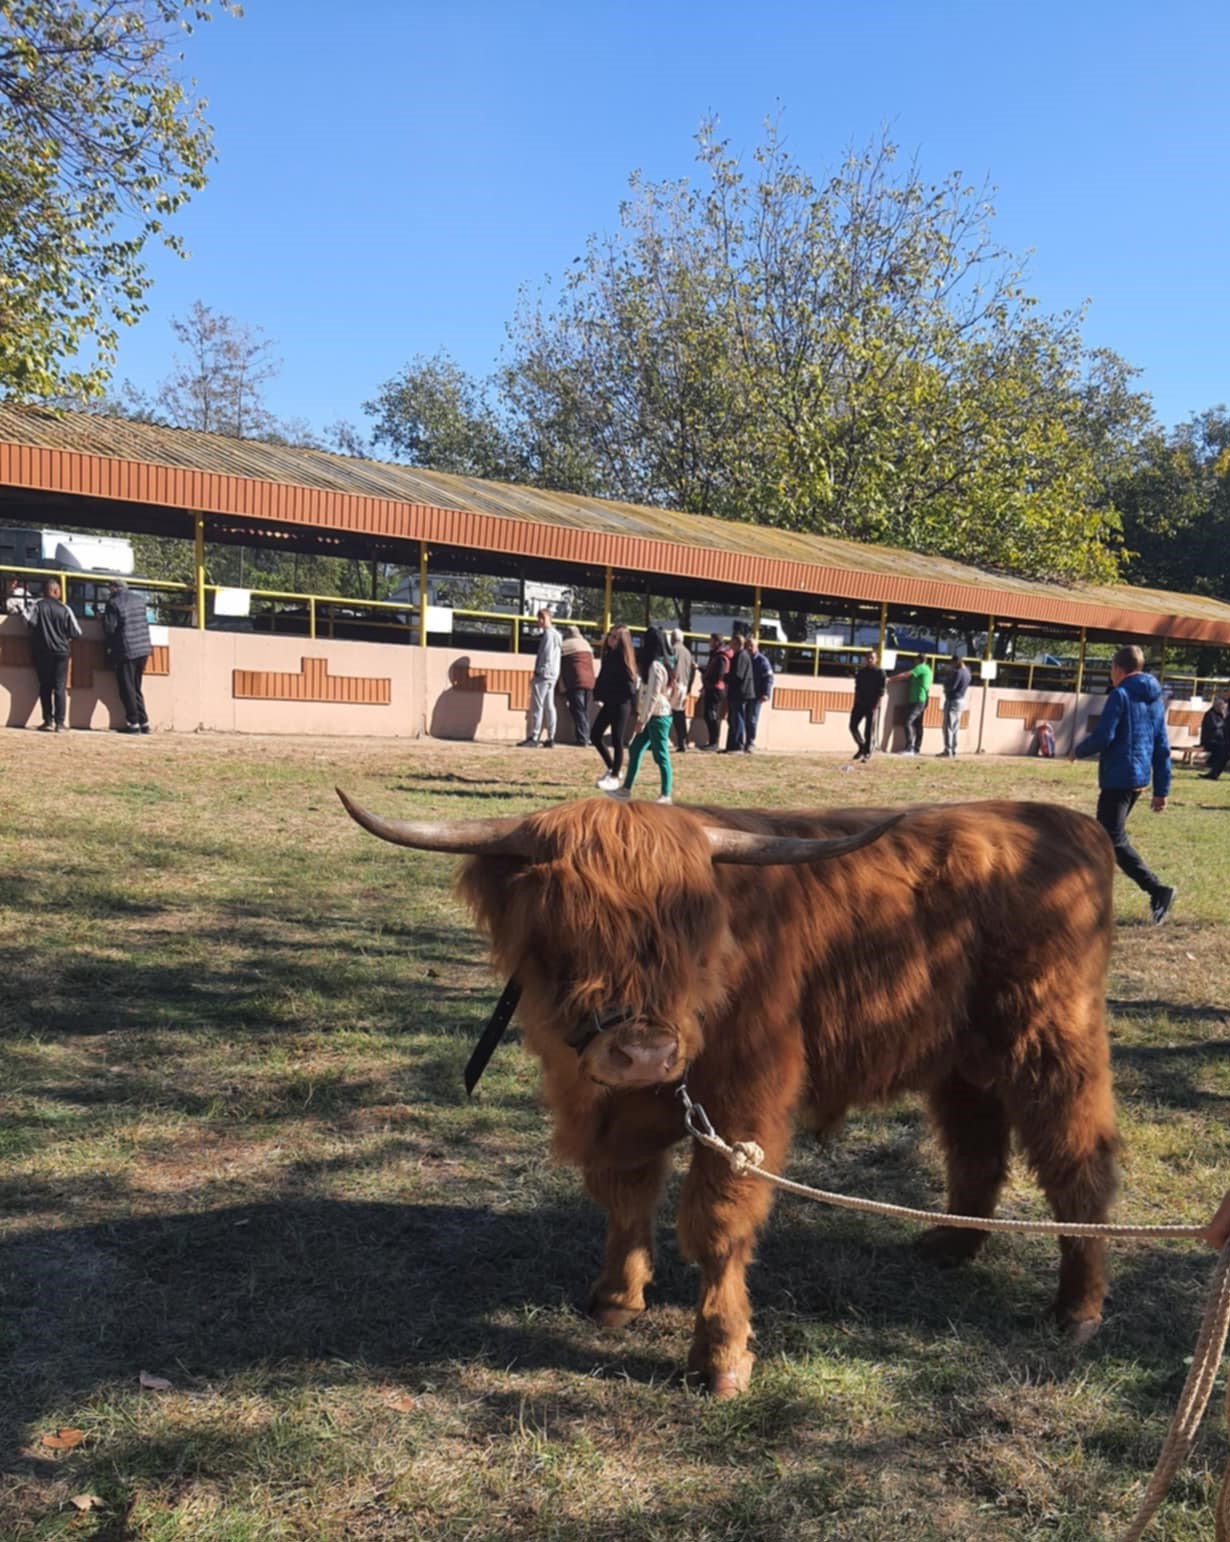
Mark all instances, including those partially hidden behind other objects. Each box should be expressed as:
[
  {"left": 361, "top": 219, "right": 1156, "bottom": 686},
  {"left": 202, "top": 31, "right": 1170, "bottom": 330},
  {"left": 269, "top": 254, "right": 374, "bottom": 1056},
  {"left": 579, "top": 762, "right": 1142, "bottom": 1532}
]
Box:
[{"left": 609, "top": 1045, "right": 634, "bottom": 1069}]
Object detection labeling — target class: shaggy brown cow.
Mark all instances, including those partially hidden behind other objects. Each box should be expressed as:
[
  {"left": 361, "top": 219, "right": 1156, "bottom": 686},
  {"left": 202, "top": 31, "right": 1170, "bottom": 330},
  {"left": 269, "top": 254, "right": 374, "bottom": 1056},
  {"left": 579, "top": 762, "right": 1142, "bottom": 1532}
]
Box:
[{"left": 339, "top": 791, "right": 1119, "bottom": 1398}]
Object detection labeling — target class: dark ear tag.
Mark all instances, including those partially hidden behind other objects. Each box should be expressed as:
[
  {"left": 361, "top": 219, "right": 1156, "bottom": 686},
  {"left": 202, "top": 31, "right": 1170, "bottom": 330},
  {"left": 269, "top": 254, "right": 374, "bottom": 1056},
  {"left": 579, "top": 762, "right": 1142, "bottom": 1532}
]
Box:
[{"left": 464, "top": 978, "right": 523, "bottom": 1096}]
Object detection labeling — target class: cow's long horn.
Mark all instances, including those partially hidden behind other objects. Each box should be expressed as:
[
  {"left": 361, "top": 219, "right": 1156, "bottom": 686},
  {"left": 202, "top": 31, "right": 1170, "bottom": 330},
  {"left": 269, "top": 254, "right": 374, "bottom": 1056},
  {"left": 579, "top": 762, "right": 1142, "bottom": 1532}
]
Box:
[
  {"left": 336, "top": 788, "right": 537, "bottom": 858},
  {"left": 704, "top": 812, "right": 907, "bottom": 866}
]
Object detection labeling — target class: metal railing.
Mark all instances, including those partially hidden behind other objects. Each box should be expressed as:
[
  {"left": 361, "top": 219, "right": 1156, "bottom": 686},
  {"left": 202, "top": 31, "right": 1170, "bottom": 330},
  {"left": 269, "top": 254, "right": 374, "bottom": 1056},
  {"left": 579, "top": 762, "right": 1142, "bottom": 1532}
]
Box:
[{"left": 5, "top": 561, "right": 1228, "bottom": 699}]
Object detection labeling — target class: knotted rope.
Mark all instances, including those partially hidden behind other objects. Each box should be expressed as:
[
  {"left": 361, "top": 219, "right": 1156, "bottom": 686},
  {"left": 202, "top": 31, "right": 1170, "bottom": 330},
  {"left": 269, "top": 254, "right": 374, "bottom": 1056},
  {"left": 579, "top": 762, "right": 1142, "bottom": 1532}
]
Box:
[{"left": 677, "top": 1083, "right": 1230, "bottom": 1542}]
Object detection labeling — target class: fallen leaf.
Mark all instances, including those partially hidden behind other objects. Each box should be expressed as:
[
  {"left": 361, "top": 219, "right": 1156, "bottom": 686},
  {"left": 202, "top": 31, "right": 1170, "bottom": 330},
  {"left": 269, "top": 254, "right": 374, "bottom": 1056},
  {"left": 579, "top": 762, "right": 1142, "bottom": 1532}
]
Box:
[
  {"left": 139, "top": 1370, "right": 173, "bottom": 1390},
  {"left": 70, "top": 1494, "right": 103, "bottom": 1512},
  {"left": 41, "top": 1428, "right": 85, "bottom": 1450},
  {"left": 385, "top": 1393, "right": 416, "bottom": 1412}
]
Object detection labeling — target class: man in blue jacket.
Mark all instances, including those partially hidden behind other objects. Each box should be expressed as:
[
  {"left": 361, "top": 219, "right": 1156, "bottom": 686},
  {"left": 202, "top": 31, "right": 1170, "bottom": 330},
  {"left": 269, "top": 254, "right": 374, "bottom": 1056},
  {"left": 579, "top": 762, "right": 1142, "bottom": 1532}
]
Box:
[{"left": 1072, "top": 644, "right": 1175, "bottom": 924}]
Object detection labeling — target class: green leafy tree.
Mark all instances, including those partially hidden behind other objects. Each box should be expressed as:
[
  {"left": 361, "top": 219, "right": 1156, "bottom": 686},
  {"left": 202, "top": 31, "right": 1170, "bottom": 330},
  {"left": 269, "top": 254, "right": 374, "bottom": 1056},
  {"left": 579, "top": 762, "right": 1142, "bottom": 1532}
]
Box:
[
  {"left": 1114, "top": 409, "right": 1230, "bottom": 597},
  {"left": 502, "top": 121, "right": 1150, "bottom": 584},
  {"left": 0, "top": 0, "right": 240, "bottom": 400},
  {"left": 364, "top": 350, "right": 521, "bottom": 480}
]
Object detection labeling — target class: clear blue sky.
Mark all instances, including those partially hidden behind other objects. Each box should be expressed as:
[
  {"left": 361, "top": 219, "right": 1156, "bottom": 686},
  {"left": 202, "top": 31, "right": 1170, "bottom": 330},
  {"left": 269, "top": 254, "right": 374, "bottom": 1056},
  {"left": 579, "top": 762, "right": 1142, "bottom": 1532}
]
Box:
[{"left": 112, "top": 0, "right": 1229, "bottom": 439}]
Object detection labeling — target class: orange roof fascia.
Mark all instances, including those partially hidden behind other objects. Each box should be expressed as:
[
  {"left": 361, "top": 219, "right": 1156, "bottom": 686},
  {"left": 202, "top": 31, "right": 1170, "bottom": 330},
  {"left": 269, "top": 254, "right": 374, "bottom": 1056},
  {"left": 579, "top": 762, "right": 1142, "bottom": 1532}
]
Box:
[{"left": 2, "top": 438, "right": 1228, "bottom": 645}]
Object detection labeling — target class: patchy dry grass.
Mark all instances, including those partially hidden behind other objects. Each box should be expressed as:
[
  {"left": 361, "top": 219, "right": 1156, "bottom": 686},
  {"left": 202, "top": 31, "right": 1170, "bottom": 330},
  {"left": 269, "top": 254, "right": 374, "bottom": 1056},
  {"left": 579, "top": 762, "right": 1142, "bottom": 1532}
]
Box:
[{"left": 2, "top": 729, "right": 1230, "bottom": 1540}]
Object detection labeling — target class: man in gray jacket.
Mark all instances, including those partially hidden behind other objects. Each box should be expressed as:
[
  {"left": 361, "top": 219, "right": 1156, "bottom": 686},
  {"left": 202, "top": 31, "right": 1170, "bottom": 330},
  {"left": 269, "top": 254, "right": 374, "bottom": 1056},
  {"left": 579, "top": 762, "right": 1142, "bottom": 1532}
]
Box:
[
  {"left": 520, "top": 608, "right": 561, "bottom": 747},
  {"left": 103, "top": 582, "right": 153, "bottom": 734}
]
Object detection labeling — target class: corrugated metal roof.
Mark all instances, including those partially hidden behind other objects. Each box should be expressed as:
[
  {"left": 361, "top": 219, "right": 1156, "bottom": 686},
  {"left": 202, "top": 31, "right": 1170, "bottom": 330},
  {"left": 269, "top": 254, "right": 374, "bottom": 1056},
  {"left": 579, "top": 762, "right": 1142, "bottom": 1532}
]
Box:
[{"left": 1, "top": 403, "right": 1227, "bottom": 641}]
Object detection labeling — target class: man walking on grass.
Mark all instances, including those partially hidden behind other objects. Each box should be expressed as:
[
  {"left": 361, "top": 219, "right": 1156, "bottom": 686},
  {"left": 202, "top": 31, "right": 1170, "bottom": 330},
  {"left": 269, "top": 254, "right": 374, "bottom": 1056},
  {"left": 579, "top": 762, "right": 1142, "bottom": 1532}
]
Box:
[{"left": 1071, "top": 644, "right": 1175, "bottom": 925}]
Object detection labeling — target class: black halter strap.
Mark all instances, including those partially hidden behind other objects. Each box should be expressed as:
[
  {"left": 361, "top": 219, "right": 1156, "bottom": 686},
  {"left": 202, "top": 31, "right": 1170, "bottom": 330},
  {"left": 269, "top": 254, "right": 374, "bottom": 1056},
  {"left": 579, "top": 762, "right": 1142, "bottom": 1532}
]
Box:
[{"left": 464, "top": 978, "right": 523, "bottom": 1096}]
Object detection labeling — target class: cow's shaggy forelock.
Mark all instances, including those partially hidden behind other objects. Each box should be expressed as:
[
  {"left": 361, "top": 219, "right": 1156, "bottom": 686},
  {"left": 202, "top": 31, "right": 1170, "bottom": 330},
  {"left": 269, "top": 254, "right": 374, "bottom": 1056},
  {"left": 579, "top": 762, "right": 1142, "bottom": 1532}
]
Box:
[{"left": 457, "top": 798, "right": 730, "bottom": 1034}]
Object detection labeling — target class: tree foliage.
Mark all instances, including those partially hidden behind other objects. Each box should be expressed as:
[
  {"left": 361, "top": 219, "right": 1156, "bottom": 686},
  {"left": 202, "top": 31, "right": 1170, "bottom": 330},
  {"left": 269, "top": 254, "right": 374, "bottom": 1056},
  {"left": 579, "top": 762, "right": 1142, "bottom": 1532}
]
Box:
[
  {"left": 364, "top": 351, "right": 520, "bottom": 479},
  {"left": 0, "top": 1, "right": 240, "bottom": 401},
  {"left": 1113, "top": 408, "right": 1230, "bottom": 597},
  {"left": 497, "top": 122, "right": 1152, "bottom": 584}
]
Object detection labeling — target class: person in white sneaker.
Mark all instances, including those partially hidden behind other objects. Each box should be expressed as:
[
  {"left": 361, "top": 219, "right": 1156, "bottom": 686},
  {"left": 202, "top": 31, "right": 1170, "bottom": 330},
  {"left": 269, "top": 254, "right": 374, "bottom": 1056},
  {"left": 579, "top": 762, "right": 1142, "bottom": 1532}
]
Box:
[
  {"left": 606, "top": 626, "right": 675, "bottom": 803},
  {"left": 591, "top": 624, "right": 639, "bottom": 790}
]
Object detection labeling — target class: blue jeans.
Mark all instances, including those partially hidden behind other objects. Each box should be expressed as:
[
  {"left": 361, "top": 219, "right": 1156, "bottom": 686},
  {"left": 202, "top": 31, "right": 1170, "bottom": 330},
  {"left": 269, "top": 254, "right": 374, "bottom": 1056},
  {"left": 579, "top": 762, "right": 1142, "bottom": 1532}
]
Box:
[
  {"left": 725, "top": 697, "right": 747, "bottom": 752},
  {"left": 744, "top": 697, "right": 763, "bottom": 748}
]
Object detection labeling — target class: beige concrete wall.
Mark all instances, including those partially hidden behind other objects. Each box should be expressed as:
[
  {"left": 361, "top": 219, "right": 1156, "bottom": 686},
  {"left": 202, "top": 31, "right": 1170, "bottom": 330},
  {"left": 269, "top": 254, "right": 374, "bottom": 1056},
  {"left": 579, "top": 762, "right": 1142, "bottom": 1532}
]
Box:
[{"left": 0, "top": 618, "right": 1206, "bottom": 757}]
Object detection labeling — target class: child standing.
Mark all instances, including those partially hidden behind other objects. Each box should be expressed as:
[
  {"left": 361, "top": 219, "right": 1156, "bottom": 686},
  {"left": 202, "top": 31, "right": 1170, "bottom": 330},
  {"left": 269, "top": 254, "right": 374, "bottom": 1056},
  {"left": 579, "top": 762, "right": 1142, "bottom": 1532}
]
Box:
[{"left": 606, "top": 626, "right": 675, "bottom": 804}]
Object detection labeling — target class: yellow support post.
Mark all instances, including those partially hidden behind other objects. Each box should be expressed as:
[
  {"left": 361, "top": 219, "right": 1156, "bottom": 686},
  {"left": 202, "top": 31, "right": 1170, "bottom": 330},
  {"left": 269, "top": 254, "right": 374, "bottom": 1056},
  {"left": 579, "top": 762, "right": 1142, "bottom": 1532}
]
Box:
[
  {"left": 878, "top": 601, "right": 888, "bottom": 655},
  {"left": 984, "top": 615, "right": 995, "bottom": 661},
  {"left": 513, "top": 616, "right": 520, "bottom": 653},
  {"left": 309, "top": 596, "right": 316, "bottom": 641},
  {"left": 194, "top": 514, "right": 206, "bottom": 630},
  {"left": 602, "top": 567, "right": 613, "bottom": 634},
  {"left": 1075, "top": 628, "right": 1087, "bottom": 696},
  {"left": 418, "top": 542, "right": 428, "bottom": 648},
  {"left": 752, "top": 585, "right": 762, "bottom": 641}
]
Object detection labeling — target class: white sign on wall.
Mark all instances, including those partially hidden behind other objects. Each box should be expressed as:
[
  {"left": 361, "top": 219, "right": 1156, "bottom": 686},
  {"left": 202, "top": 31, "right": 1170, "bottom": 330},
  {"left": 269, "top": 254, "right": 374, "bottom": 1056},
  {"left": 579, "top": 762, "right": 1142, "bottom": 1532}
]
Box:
[
  {"left": 424, "top": 605, "right": 454, "bottom": 634},
  {"left": 214, "top": 587, "right": 251, "bottom": 618},
  {"left": 879, "top": 648, "right": 897, "bottom": 671},
  {"left": 979, "top": 659, "right": 999, "bottom": 681}
]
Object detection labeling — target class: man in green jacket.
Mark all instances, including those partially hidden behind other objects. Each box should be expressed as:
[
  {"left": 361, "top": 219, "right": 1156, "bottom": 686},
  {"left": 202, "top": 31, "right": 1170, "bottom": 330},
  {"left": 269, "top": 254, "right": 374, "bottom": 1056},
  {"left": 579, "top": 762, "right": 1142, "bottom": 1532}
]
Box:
[{"left": 889, "top": 656, "right": 933, "bottom": 756}]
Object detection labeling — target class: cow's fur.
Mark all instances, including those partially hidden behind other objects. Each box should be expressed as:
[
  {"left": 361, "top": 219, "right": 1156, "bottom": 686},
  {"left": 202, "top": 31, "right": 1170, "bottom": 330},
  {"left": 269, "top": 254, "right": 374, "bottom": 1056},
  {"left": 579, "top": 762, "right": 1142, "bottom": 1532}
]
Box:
[{"left": 456, "top": 796, "right": 1119, "bottom": 1397}]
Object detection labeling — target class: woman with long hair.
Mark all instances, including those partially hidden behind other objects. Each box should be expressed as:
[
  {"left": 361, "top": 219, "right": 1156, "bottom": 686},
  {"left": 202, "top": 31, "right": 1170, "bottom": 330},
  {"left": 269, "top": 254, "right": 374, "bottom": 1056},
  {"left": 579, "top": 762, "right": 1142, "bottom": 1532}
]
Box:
[{"left": 591, "top": 623, "right": 639, "bottom": 791}]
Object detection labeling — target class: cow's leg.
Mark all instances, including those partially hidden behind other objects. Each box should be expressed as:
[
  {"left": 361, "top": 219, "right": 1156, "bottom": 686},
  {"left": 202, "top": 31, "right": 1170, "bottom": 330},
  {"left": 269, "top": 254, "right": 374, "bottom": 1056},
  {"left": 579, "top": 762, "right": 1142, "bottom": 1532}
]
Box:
[
  {"left": 1009, "top": 1061, "right": 1119, "bottom": 1340},
  {"left": 583, "top": 1154, "right": 668, "bottom": 1329},
  {"left": 676, "top": 1115, "right": 790, "bottom": 1399},
  {"left": 918, "top": 1073, "right": 1010, "bottom": 1266}
]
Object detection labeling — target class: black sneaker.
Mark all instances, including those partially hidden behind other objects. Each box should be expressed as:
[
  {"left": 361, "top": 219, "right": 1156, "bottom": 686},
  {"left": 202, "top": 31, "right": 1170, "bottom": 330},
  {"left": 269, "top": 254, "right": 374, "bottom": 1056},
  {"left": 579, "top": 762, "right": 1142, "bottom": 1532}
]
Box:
[
  {"left": 516, "top": 738, "right": 539, "bottom": 748},
  {"left": 1150, "top": 886, "right": 1176, "bottom": 926},
  {"left": 36, "top": 721, "right": 54, "bottom": 732},
  {"left": 542, "top": 739, "right": 555, "bottom": 749}
]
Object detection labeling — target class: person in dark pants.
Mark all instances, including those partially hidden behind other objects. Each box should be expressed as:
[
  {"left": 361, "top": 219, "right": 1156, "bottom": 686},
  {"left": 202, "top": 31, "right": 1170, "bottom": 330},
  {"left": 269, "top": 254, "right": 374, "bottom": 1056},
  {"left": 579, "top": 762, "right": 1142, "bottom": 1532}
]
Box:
[
  {"left": 700, "top": 633, "right": 731, "bottom": 749},
  {"left": 103, "top": 581, "right": 153, "bottom": 733},
  {"left": 743, "top": 635, "right": 774, "bottom": 751},
  {"left": 1072, "top": 644, "right": 1175, "bottom": 925},
  {"left": 558, "top": 625, "right": 595, "bottom": 746},
  {"left": 19, "top": 577, "right": 81, "bottom": 731},
  {"left": 1199, "top": 695, "right": 1229, "bottom": 779},
  {"left": 667, "top": 627, "right": 696, "bottom": 752},
  {"left": 592, "top": 623, "right": 639, "bottom": 791},
  {"left": 888, "top": 655, "right": 933, "bottom": 755},
  {"left": 722, "top": 633, "right": 754, "bottom": 753},
  {"left": 849, "top": 649, "right": 887, "bottom": 761}
]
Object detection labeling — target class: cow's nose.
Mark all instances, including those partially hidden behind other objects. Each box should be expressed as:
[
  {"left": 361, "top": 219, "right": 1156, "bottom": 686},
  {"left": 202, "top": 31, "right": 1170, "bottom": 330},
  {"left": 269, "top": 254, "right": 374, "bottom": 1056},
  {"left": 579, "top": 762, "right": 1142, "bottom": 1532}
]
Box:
[{"left": 586, "top": 1030, "right": 679, "bottom": 1088}]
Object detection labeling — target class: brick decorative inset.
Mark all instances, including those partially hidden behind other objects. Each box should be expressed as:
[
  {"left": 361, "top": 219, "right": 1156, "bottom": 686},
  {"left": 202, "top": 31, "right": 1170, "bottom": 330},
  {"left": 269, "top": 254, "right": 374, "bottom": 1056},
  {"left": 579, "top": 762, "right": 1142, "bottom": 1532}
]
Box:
[
  {"left": 0, "top": 634, "right": 170, "bottom": 686},
  {"left": 233, "top": 656, "right": 391, "bottom": 704},
  {"left": 996, "top": 699, "right": 1068, "bottom": 732},
  {"left": 772, "top": 687, "right": 855, "bottom": 725},
  {"left": 1167, "top": 708, "right": 1204, "bottom": 734},
  {"left": 0, "top": 635, "right": 33, "bottom": 669},
  {"left": 448, "top": 660, "right": 534, "bottom": 713},
  {"left": 69, "top": 640, "right": 171, "bottom": 689}
]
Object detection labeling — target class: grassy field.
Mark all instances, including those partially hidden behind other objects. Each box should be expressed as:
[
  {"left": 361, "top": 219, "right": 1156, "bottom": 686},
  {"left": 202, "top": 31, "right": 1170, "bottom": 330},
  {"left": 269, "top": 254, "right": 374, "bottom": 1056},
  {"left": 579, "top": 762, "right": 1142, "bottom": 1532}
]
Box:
[{"left": 2, "top": 729, "right": 1229, "bottom": 1541}]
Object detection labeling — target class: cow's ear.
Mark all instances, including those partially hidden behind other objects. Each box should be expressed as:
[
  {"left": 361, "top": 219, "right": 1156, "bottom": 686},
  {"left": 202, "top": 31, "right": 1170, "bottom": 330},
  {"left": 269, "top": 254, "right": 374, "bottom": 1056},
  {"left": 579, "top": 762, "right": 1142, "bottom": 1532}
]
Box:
[
  {"left": 704, "top": 813, "right": 907, "bottom": 867},
  {"left": 337, "top": 789, "right": 537, "bottom": 858}
]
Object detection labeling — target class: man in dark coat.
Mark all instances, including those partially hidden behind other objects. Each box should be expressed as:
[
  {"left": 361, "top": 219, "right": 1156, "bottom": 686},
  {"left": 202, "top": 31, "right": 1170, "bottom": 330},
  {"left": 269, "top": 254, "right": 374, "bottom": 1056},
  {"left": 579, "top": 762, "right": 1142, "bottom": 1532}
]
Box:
[
  {"left": 20, "top": 577, "right": 81, "bottom": 732},
  {"left": 103, "top": 582, "right": 153, "bottom": 734},
  {"left": 722, "top": 633, "right": 754, "bottom": 753},
  {"left": 1199, "top": 695, "right": 1229, "bottom": 780},
  {"left": 849, "top": 649, "right": 887, "bottom": 761}
]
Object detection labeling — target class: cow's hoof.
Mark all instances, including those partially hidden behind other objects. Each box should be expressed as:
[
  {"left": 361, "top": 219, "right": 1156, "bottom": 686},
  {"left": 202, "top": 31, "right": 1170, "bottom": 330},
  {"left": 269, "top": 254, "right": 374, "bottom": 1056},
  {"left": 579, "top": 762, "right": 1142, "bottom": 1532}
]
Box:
[
  {"left": 1060, "top": 1313, "right": 1103, "bottom": 1346},
  {"left": 916, "top": 1224, "right": 986, "bottom": 1267},
  {"left": 687, "top": 1351, "right": 755, "bottom": 1399},
  {"left": 589, "top": 1301, "right": 643, "bottom": 1331}
]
